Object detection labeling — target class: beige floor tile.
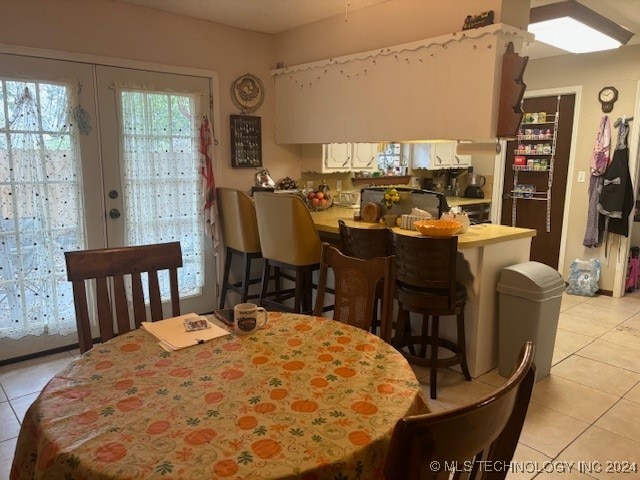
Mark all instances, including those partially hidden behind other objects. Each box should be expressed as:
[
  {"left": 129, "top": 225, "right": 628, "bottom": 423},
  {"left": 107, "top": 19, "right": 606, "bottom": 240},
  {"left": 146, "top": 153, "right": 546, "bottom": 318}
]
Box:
[
  {"left": 0, "top": 386, "right": 6, "bottom": 403},
  {"left": 0, "top": 352, "right": 74, "bottom": 400},
  {"left": 519, "top": 402, "right": 589, "bottom": 458},
  {"left": 561, "top": 294, "right": 588, "bottom": 312},
  {"left": 562, "top": 303, "right": 633, "bottom": 326},
  {"left": 10, "top": 392, "right": 38, "bottom": 425},
  {"left": 552, "top": 330, "right": 594, "bottom": 365},
  {"left": 599, "top": 324, "right": 640, "bottom": 349},
  {"left": 507, "top": 444, "right": 551, "bottom": 480},
  {"left": 476, "top": 368, "right": 508, "bottom": 388},
  {"left": 419, "top": 368, "right": 496, "bottom": 410},
  {"left": 532, "top": 471, "right": 598, "bottom": 479},
  {"left": 1, "top": 437, "right": 18, "bottom": 480},
  {"left": 595, "top": 399, "right": 640, "bottom": 444},
  {"left": 624, "top": 382, "right": 640, "bottom": 404},
  {"left": 557, "top": 312, "right": 614, "bottom": 338},
  {"left": 586, "top": 295, "right": 640, "bottom": 314},
  {"left": 530, "top": 375, "right": 619, "bottom": 423},
  {"left": 0, "top": 401, "right": 20, "bottom": 443},
  {"left": 579, "top": 339, "right": 640, "bottom": 373},
  {"left": 410, "top": 363, "right": 430, "bottom": 381},
  {"left": 552, "top": 355, "right": 640, "bottom": 397},
  {"left": 557, "top": 426, "right": 640, "bottom": 480},
  {"left": 621, "top": 312, "right": 640, "bottom": 330}
]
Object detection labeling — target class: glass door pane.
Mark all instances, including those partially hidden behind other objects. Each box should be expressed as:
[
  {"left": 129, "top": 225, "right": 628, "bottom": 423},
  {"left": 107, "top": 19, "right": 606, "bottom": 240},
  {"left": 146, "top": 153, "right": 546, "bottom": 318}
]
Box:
[{"left": 96, "top": 66, "right": 216, "bottom": 315}]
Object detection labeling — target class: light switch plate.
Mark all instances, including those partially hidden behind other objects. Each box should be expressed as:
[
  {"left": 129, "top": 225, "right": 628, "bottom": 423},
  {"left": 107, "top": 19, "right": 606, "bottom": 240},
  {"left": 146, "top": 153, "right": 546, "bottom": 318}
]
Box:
[{"left": 577, "top": 171, "right": 586, "bottom": 183}]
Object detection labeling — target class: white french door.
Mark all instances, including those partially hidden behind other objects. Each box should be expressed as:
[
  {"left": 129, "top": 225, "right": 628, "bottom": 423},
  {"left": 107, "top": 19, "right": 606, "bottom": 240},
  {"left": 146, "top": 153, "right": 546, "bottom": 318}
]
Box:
[{"left": 0, "top": 54, "right": 217, "bottom": 360}]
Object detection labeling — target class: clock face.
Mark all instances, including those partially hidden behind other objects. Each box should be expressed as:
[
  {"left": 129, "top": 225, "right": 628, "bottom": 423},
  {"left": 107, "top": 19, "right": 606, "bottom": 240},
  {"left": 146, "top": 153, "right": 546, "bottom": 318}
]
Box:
[
  {"left": 598, "top": 86, "right": 618, "bottom": 113},
  {"left": 599, "top": 86, "right": 618, "bottom": 103}
]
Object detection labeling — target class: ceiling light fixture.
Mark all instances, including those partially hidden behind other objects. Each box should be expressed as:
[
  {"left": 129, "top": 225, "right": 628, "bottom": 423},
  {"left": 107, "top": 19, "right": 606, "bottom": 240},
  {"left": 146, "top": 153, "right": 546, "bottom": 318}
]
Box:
[{"left": 528, "top": 0, "right": 634, "bottom": 54}]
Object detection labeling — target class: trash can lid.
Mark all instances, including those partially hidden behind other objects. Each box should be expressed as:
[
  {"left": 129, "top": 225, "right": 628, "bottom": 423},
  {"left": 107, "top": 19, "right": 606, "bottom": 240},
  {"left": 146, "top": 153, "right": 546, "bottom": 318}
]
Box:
[{"left": 497, "top": 261, "right": 565, "bottom": 301}]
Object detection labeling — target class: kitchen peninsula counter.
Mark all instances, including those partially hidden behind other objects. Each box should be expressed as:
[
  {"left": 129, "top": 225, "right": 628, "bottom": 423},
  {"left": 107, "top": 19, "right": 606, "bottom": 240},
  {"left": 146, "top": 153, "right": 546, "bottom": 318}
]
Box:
[
  {"left": 311, "top": 207, "right": 536, "bottom": 378},
  {"left": 311, "top": 207, "right": 532, "bottom": 248}
]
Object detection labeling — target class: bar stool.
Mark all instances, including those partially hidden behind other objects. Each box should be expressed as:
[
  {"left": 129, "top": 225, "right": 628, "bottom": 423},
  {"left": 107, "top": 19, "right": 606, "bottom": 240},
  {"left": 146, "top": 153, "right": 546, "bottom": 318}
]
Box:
[
  {"left": 216, "top": 187, "right": 263, "bottom": 308},
  {"left": 338, "top": 219, "right": 391, "bottom": 334},
  {"left": 390, "top": 232, "right": 471, "bottom": 399},
  {"left": 253, "top": 192, "right": 322, "bottom": 314}
]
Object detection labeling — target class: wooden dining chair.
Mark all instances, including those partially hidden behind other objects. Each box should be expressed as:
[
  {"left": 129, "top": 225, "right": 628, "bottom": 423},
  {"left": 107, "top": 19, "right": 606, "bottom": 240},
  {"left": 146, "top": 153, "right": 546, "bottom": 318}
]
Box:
[
  {"left": 65, "top": 242, "right": 182, "bottom": 353},
  {"left": 313, "top": 243, "right": 396, "bottom": 341},
  {"left": 383, "top": 341, "right": 536, "bottom": 480},
  {"left": 338, "top": 219, "right": 392, "bottom": 334}
]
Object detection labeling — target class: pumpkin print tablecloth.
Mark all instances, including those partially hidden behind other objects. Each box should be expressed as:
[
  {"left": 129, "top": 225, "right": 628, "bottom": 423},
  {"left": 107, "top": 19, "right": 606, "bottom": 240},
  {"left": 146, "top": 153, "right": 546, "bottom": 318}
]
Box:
[{"left": 11, "top": 313, "right": 426, "bottom": 480}]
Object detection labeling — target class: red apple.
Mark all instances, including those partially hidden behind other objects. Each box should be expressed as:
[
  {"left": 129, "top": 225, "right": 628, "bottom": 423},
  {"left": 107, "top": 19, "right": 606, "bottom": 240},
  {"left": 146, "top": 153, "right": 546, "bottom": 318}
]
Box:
[
  {"left": 307, "top": 191, "right": 316, "bottom": 200},
  {"left": 311, "top": 198, "right": 321, "bottom": 207},
  {"left": 316, "top": 192, "right": 325, "bottom": 200}
]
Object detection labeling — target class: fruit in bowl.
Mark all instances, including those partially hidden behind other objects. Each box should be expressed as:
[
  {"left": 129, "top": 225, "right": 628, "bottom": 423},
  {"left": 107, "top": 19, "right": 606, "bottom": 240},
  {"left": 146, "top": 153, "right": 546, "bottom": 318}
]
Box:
[
  {"left": 413, "top": 219, "right": 462, "bottom": 237},
  {"left": 302, "top": 189, "right": 333, "bottom": 211}
]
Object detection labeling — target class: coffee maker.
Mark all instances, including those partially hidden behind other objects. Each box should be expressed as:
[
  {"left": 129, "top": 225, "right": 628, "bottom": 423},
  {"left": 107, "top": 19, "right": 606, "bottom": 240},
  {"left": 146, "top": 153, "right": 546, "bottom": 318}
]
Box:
[{"left": 463, "top": 166, "right": 486, "bottom": 199}]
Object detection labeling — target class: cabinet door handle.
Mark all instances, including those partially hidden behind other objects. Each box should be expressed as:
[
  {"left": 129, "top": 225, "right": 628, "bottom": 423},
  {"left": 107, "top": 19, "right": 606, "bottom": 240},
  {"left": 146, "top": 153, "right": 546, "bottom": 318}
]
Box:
[
  {"left": 436, "top": 155, "right": 442, "bottom": 164},
  {"left": 342, "top": 157, "right": 350, "bottom": 166},
  {"left": 367, "top": 156, "right": 374, "bottom": 166}
]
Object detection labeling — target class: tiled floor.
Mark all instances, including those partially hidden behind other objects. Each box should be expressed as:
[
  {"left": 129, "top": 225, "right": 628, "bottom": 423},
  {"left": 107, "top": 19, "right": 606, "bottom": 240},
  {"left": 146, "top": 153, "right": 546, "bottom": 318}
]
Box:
[{"left": 1, "top": 293, "right": 640, "bottom": 479}]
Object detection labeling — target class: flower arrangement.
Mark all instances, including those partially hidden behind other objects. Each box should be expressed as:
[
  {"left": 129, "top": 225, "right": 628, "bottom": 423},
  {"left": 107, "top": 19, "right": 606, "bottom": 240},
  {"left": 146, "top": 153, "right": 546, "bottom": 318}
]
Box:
[{"left": 381, "top": 187, "right": 400, "bottom": 211}]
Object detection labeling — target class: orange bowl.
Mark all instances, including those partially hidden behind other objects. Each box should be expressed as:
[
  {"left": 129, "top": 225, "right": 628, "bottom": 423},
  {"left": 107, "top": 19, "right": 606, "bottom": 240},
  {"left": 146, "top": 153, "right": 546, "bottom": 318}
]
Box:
[{"left": 413, "top": 219, "right": 462, "bottom": 237}]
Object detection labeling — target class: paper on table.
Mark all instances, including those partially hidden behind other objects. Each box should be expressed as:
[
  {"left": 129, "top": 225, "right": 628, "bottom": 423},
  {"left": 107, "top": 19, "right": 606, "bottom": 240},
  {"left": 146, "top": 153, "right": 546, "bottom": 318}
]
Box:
[{"left": 141, "top": 313, "right": 231, "bottom": 351}]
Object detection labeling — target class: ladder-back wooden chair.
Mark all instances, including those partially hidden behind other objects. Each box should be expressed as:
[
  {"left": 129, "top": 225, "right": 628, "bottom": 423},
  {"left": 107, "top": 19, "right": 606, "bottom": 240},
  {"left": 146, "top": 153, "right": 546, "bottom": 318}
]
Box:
[
  {"left": 313, "top": 243, "right": 396, "bottom": 342},
  {"left": 65, "top": 242, "right": 182, "bottom": 353},
  {"left": 383, "top": 341, "right": 536, "bottom": 480}
]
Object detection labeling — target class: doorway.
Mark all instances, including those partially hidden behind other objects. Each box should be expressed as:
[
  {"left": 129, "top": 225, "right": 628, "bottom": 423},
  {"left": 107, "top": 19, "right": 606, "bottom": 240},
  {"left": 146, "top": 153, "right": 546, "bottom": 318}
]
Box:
[
  {"left": 0, "top": 53, "right": 217, "bottom": 361},
  {"left": 501, "top": 94, "right": 576, "bottom": 269}
]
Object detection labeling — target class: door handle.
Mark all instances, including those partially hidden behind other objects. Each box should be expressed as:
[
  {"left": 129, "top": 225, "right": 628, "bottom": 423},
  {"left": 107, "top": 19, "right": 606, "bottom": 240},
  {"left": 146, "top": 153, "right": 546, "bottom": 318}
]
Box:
[{"left": 109, "top": 208, "right": 121, "bottom": 219}]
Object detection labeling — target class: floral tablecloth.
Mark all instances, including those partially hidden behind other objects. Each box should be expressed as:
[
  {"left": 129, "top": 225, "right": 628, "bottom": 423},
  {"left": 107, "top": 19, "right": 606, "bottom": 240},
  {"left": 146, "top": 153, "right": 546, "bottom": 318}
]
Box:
[{"left": 11, "top": 312, "right": 426, "bottom": 480}]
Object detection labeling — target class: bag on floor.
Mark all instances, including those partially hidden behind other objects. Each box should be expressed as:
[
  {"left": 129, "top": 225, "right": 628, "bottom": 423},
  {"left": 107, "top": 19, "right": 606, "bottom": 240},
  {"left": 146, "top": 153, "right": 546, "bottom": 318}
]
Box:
[{"left": 566, "top": 258, "right": 600, "bottom": 297}]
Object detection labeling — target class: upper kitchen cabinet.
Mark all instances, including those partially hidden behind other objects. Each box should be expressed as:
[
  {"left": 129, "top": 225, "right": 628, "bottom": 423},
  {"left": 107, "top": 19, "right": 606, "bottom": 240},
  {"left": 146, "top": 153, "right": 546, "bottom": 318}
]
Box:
[
  {"left": 351, "top": 143, "right": 378, "bottom": 170},
  {"left": 273, "top": 25, "right": 532, "bottom": 144},
  {"left": 410, "top": 142, "right": 470, "bottom": 170},
  {"left": 301, "top": 143, "right": 379, "bottom": 173}
]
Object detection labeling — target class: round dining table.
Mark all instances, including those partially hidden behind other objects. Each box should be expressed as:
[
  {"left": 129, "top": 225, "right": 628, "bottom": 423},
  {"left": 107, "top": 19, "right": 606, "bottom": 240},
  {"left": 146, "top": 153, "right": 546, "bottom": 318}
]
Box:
[{"left": 11, "top": 312, "right": 427, "bottom": 480}]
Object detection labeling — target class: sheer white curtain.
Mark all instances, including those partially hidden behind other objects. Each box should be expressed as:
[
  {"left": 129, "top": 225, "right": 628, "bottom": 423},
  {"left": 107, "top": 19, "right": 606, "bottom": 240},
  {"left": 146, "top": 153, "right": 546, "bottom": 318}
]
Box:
[
  {"left": 0, "top": 80, "right": 84, "bottom": 339},
  {"left": 118, "top": 87, "right": 205, "bottom": 300}
]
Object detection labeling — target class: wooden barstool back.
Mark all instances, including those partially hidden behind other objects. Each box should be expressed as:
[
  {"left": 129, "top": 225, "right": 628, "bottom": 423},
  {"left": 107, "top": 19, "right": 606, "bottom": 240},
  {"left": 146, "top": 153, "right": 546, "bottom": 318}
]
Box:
[
  {"left": 383, "top": 342, "right": 536, "bottom": 480},
  {"left": 65, "top": 242, "right": 182, "bottom": 353},
  {"left": 216, "top": 187, "right": 262, "bottom": 308},
  {"left": 338, "top": 219, "right": 392, "bottom": 259},
  {"left": 313, "top": 243, "right": 396, "bottom": 341},
  {"left": 391, "top": 232, "right": 471, "bottom": 399},
  {"left": 254, "top": 192, "right": 322, "bottom": 314}
]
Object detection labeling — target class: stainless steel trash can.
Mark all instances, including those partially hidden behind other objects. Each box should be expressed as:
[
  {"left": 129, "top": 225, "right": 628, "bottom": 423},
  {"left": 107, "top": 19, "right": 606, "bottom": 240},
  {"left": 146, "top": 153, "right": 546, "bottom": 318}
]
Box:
[{"left": 497, "top": 261, "right": 565, "bottom": 381}]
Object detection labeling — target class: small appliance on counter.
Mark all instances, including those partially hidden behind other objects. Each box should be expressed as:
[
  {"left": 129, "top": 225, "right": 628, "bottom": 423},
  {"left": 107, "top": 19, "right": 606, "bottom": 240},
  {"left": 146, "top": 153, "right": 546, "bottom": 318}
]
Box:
[{"left": 463, "top": 166, "right": 486, "bottom": 199}]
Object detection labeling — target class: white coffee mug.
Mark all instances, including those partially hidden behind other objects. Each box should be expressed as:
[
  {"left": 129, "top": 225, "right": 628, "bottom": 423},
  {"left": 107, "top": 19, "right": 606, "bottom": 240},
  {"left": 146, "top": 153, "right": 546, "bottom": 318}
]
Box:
[{"left": 233, "top": 303, "right": 268, "bottom": 334}]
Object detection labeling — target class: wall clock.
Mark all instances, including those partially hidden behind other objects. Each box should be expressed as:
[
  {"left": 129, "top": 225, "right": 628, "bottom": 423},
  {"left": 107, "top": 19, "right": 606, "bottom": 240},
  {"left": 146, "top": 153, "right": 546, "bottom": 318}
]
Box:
[
  {"left": 231, "top": 74, "right": 265, "bottom": 114},
  {"left": 598, "top": 86, "right": 618, "bottom": 113}
]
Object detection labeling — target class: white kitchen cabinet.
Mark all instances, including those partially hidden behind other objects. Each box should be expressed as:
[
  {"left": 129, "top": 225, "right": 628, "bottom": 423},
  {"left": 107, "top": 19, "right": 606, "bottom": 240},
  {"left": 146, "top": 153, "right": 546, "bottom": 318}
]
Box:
[
  {"left": 324, "top": 143, "right": 352, "bottom": 169},
  {"left": 410, "top": 142, "right": 470, "bottom": 170},
  {"left": 300, "top": 143, "right": 379, "bottom": 173},
  {"left": 351, "top": 143, "right": 378, "bottom": 169}
]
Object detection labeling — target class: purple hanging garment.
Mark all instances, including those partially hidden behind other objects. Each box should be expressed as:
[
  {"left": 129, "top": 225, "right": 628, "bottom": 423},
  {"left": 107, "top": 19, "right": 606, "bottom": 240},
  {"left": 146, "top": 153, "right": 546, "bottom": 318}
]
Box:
[{"left": 583, "top": 116, "right": 611, "bottom": 247}]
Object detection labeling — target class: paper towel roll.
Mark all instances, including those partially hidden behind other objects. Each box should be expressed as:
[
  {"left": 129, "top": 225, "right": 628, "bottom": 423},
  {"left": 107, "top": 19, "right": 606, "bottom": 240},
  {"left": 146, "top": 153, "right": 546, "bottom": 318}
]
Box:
[{"left": 456, "top": 142, "right": 501, "bottom": 156}]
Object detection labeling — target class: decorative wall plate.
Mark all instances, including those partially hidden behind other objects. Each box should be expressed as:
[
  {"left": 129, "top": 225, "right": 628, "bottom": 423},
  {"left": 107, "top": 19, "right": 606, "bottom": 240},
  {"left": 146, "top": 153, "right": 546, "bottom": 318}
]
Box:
[{"left": 231, "top": 74, "right": 265, "bottom": 113}]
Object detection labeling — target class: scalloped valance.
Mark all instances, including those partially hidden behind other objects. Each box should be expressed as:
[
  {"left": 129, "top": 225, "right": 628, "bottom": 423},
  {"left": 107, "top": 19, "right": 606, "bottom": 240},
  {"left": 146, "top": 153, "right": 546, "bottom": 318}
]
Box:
[{"left": 272, "top": 24, "right": 533, "bottom": 144}]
